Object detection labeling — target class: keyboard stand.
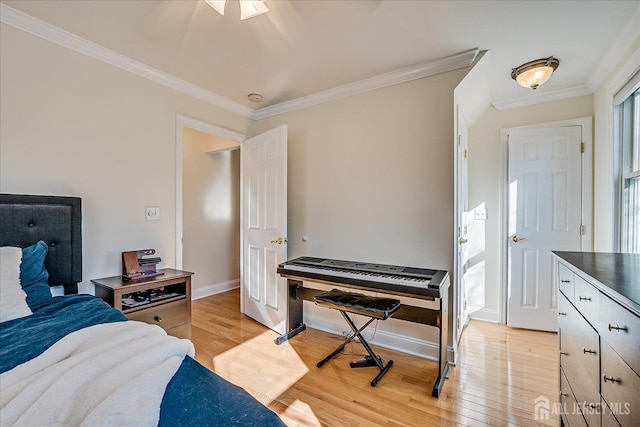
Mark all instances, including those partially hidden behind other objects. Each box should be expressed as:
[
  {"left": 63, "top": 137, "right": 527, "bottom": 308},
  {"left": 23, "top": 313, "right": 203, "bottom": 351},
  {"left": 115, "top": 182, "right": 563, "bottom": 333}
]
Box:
[{"left": 275, "top": 272, "right": 450, "bottom": 398}]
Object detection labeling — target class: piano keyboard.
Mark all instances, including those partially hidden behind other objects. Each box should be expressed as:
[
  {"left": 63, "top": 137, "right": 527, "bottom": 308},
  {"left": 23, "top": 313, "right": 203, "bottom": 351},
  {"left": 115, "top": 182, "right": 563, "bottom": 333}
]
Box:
[{"left": 277, "top": 257, "right": 445, "bottom": 298}]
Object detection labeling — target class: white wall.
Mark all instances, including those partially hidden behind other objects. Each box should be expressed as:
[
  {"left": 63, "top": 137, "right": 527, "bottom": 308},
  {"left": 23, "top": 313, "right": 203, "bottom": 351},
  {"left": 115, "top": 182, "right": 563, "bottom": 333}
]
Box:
[
  {"left": 182, "top": 128, "right": 240, "bottom": 298},
  {"left": 0, "top": 23, "right": 250, "bottom": 292},
  {"left": 249, "top": 68, "right": 468, "bottom": 359},
  {"left": 467, "top": 95, "right": 594, "bottom": 320}
]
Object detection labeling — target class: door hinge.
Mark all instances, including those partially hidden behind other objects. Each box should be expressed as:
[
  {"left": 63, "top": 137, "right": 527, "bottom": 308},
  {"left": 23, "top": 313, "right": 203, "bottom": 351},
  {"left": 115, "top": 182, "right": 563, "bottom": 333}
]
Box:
[
  {"left": 464, "top": 149, "right": 468, "bottom": 159},
  {"left": 580, "top": 225, "right": 585, "bottom": 235},
  {"left": 458, "top": 134, "right": 461, "bottom": 145},
  {"left": 463, "top": 300, "right": 467, "bottom": 310},
  {"left": 580, "top": 142, "right": 585, "bottom": 153}
]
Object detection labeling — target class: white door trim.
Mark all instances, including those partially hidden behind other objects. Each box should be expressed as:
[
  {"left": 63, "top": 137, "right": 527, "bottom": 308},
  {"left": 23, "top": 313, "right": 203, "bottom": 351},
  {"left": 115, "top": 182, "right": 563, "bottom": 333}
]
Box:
[
  {"left": 499, "top": 116, "right": 593, "bottom": 324},
  {"left": 174, "top": 114, "right": 245, "bottom": 270}
]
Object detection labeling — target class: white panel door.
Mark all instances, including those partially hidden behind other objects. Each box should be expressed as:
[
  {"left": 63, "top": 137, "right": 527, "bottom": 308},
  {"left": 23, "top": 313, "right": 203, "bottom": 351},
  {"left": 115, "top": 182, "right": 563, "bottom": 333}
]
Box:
[
  {"left": 508, "top": 126, "right": 582, "bottom": 331},
  {"left": 456, "top": 112, "right": 470, "bottom": 337},
  {"left": 241, "top": 125, "right": 287, "bottom": 334}
]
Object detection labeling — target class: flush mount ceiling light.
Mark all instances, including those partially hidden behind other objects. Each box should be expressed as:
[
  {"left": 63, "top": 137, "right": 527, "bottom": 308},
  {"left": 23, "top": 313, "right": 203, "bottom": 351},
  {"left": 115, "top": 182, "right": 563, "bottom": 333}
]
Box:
[
  {"left": 511, "top": 57, "right": 560, "bottom": 90},
  {"left": 205, "top": 0, "right": 269, "bottom": 20}
]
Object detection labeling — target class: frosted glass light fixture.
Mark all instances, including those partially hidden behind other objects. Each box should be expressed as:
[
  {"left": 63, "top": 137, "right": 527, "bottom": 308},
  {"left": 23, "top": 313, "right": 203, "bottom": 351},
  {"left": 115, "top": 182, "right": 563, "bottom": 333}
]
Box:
[
  {"left": 205, "top": 0, "right": 269, "bottom": 20},
  {"left": 511, "top": 57, "right": 560, "bottom": 90}
]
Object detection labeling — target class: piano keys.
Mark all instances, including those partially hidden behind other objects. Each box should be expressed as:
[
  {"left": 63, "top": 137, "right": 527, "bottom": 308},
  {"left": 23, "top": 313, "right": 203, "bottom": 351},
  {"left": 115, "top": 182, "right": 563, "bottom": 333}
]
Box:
[
  {"left": 276, "top": 256, "right": 447, "bottom": 299},
  {"left": 276, "top": 256, "right": 450, "bottom": 397}
]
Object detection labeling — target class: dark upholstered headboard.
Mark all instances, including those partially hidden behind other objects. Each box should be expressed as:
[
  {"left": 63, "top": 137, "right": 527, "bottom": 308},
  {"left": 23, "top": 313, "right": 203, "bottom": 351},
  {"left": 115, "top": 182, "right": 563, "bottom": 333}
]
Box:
[{"left": 0, "top": 194, "right": 82, "bottom": 294}]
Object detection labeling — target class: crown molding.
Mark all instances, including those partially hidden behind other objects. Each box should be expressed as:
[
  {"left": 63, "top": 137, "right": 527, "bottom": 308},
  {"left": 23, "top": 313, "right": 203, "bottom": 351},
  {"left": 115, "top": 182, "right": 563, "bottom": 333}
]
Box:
[
  {"left": 491, "top": 84, "right": 592, "bottom": 111},
  {"left": 587, "top": 4, "right": 640, "bottom": 92},
  {"left": 253, "top": 48, "right": 479, "bottom": 120},
  {"left": 2, "top": 4, "right": 477, "bottom": 121},
  {"left": 0, "top": 3, "right": 255, "bottom": 119}
]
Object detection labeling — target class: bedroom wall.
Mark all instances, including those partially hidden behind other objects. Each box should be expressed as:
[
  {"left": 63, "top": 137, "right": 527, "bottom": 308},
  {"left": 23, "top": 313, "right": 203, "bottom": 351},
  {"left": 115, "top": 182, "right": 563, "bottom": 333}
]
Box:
[
  {"left": 466, "top": 95, "right": 594, "bottom": 321},
  {"left": 0, "top": 23, "right": 250, "bottom": 292},
  {"left": 248, "top": 67, "right": 469, "bottom": 358},
  {"left": 182, "top": 128, "right": 240, "bottom": 298}
]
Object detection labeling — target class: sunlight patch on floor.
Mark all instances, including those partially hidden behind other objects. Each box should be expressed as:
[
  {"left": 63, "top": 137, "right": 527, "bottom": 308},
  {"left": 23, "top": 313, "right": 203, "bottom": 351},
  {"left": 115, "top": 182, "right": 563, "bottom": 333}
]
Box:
[
  {"left": 279, "top": 399, "right": 322, "bottom": 427},
  {"left": 212, "top": 330, "right": 309, "bottom": 403}
]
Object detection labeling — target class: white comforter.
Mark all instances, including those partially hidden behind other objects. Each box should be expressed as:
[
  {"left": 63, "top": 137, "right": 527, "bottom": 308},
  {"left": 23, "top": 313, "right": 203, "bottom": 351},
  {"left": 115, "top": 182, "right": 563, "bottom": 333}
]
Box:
[{"left": 0, "top": 321, "right": 194, "bottom": 427}]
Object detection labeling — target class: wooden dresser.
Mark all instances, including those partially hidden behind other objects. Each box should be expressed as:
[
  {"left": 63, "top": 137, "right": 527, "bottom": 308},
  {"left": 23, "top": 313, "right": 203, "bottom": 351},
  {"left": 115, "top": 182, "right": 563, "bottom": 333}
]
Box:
[
  {"left": 554, "top": 252, "right": 639, "bottom": 427},
  {"left": 92, "top": 268, "right": 193, "bottom": 339}
]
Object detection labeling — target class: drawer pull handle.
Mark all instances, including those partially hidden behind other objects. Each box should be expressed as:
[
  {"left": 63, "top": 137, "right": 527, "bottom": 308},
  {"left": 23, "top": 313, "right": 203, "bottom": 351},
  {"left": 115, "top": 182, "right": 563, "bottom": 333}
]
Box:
[
  {"left": 603, "top": 375, "right": 621, "bottom": 384},
  {"left": 582, "top": 348, "right": 596, "bottom": 355},
  {"left": 560, "top": 280, "right": 571, "bottom": 283},
  {"left": 586, "top": 402, "right": 599, "bottom": 409},
  {"left": 578, "top": 296, "right": 591, "bottom": 301},
  {"left": 154, "top": 316, "right": 162, "bottom": 323},
  {"left": 608, "top": 324, "right": 628, "bottom": 332},
  {"left": 560, "top": 392, "right": 569, "bottom": 397},
  {"left": 558, "top": 312, "right": 567, "bottom": 316},
  {"left": 559, "top": 351, "right": 569, "bottom": 356}
]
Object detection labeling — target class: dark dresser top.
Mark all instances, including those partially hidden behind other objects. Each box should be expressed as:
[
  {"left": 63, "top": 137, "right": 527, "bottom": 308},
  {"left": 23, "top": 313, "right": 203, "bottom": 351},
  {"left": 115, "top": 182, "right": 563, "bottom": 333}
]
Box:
[{"left": 553, "top": 251, "right": 640, "bottom": 315}]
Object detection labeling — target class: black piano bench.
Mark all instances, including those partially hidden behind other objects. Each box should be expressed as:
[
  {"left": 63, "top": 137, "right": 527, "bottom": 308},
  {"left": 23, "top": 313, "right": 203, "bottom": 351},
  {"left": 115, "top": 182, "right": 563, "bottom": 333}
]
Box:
[{"left": 314, "top": 288, "right": 401, "bottom": 387}]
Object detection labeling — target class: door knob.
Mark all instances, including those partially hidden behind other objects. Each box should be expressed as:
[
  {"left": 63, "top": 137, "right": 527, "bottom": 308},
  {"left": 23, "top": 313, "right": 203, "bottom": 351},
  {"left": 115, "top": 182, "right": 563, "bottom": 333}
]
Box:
[
  {"left": 459, "top": 238, "right": 468, "bottom": 244},
  {"left": 270, "top": 237, "right": 287, "bottom": 245},
  {"left": 512, "top": 235, "right": 528, "bottom": 243}
]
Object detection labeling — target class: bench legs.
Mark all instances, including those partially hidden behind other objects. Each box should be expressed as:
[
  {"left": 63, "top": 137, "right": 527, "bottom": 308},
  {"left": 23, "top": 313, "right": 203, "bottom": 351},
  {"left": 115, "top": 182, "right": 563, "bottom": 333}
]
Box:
[{"left": 317, "top": 311, "right": 394, "bottom": 387}]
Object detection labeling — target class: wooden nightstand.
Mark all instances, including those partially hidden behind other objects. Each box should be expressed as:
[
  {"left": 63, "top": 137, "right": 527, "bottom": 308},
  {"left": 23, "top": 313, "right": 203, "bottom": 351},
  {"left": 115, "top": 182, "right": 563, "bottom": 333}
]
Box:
[{"left": 92, "top": 268, "right": 193, "bottom": 339}]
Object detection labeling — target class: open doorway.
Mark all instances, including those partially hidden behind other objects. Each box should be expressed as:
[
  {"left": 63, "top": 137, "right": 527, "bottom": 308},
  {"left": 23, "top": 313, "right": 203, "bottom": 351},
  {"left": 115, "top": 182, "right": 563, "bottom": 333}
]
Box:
[{"left": 175, "top": 115, "right": 243, "bottom": 299}]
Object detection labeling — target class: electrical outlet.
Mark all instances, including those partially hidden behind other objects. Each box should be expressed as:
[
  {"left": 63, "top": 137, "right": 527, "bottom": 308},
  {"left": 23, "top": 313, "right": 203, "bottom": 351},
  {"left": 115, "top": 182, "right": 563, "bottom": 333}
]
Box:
[{"left": 145, "top": 206, "right": 160, "bottom": 221}]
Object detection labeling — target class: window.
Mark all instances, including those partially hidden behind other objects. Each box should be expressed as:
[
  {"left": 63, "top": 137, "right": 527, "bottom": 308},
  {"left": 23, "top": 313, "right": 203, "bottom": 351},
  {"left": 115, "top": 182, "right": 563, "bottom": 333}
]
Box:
[{"left": 617, "top": 83, "right": 640, "bottom": 253}]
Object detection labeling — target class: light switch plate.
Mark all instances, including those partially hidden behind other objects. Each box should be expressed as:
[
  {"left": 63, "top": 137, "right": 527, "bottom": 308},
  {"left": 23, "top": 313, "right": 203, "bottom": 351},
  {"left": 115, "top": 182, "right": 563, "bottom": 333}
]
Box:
[{"left": 474, "top": 207, "right": 487, "bottom": 220}]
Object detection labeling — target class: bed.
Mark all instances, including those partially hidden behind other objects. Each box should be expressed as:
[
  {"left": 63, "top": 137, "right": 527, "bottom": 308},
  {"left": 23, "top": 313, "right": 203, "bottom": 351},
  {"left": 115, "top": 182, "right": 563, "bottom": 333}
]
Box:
[{"left": 0, "top": 193, "right": 284, "bottom": 427}]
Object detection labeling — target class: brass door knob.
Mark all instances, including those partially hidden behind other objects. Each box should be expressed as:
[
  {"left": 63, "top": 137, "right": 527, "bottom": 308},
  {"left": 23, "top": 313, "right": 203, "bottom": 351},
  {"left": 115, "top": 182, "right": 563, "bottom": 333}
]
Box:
[
  {"left": 459, "top": 238, "right": 468, "bottom": 244},
  {"left": 270, "top": 237, "right": 288, "bottom": 245},
  {"left": 512, "top": 235, "right": 528, "bottom": 243}
]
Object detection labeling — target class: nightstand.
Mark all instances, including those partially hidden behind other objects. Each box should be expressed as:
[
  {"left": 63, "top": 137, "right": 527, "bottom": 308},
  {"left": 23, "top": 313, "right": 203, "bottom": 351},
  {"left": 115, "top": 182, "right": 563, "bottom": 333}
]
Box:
[{"left": 92, "top": 268, "right": 193, "bottom": 339}]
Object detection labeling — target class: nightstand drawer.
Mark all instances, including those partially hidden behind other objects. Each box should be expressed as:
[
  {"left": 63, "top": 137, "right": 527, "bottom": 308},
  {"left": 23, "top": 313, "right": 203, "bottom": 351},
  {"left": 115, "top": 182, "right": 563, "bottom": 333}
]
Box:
[{"left": 127, "top": 298, "right": 188, "bottom": 331}]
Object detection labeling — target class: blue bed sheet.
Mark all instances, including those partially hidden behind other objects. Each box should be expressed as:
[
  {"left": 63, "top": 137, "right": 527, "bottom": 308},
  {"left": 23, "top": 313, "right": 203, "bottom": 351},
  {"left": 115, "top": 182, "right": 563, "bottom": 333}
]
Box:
[{"left": 0, "top": 294, "right": 284, "bottom": 426}]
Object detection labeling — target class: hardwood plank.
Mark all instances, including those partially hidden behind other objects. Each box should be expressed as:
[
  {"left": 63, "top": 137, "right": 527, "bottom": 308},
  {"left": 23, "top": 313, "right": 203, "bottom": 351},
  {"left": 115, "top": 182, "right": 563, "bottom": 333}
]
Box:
[{"left": 191, "top": 289, "right": 560, "bottom": 426}]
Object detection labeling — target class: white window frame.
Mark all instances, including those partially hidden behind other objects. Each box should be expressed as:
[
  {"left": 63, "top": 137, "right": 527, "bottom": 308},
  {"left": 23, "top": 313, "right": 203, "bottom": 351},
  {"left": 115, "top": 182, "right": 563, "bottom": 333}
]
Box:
[{"left": 615, "top": 73, "right": 640, "bottom": 253}]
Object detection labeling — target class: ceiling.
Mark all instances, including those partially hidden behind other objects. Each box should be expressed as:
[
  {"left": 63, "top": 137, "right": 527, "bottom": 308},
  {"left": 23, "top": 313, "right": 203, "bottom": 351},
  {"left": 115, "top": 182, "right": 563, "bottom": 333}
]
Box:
[{"left": 2, "top": 0, "right": 639, "bottom": 115}]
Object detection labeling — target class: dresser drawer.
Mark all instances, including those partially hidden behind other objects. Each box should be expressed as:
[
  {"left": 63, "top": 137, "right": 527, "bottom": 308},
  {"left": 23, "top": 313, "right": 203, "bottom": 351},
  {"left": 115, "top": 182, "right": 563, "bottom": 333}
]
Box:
[
  {"left": 601, "top": 398, "right": 621, "bottom": 427},
  {"left": 601, "top": 341, "right": 639, "bottom": 427},
  {"left": 559, "top": 294, "right": 600, "bottom": 412},
  {"left": 560, "top": 367, "right": 588, "bottom": 427},
  {"left": 598, "top": 294, "right": 640, "bottom": 376},
  {"left": 126, "top": 298, "right": 189, "bottom": 332},
  {"left": 558, "top": 261, "right": 575, "bottom": 302},
  {"left": 573, "top": 275, "right": 600, "bottom": 323}
]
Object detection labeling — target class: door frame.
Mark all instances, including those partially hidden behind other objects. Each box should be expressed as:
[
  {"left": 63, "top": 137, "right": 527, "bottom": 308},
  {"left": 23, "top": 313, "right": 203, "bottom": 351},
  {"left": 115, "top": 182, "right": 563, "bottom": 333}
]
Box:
[
  {"left": 174, "top": 114, "right": 245, "bottom": 272},
  {"left": 452, "top": 104, "right": 469, "bottom": 357},
  {"left": 499, "top": 116, "right": 593, "bottom": 324}
]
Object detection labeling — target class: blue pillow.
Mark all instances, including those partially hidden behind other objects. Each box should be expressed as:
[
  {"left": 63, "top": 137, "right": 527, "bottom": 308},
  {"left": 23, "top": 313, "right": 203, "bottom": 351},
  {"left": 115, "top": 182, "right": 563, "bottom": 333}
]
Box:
[{"left": 20, "top": 241, "right": 52, "bottom": 309}]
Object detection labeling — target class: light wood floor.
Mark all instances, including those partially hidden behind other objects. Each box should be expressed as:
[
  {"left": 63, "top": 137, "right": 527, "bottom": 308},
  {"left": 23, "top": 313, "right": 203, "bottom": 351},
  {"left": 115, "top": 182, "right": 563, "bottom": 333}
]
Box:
[{"left": 191, "top": 289, "right": 559, "bottom": 426}]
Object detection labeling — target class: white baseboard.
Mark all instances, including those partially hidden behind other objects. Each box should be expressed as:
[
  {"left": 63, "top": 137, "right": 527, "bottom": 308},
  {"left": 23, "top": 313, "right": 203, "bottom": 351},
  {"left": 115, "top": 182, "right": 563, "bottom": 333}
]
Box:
[
  {"left": 192, "top": 279, "right": 239, "bottom": 300},
  {"left": 304, "top": 311, "right": 454, "bottom": 363},
  {"left": 467, "top": 306, "right": 499, "bottom": 323}
]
